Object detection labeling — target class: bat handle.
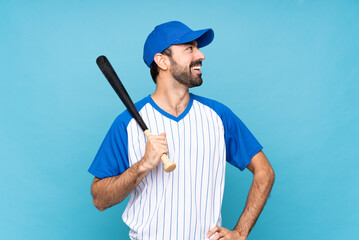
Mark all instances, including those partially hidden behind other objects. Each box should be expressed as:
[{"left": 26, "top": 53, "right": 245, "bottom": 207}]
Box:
[{"left": 144, "top": 130, "right": 176, "bottom": 172}]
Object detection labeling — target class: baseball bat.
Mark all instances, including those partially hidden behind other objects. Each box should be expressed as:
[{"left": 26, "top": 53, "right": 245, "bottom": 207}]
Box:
[{"left": 96, "top": 55, "right": 176, "bottom": 172}]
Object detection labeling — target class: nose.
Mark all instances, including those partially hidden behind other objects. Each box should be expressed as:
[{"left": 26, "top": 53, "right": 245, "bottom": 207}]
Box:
[{"left": 195, "top": 48, "right": 205, "bottom": 61}]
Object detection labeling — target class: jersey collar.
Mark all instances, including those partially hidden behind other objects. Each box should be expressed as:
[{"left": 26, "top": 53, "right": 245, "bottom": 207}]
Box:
[{"left": 147, "top": 93, "right": 194, "bottom": 122}]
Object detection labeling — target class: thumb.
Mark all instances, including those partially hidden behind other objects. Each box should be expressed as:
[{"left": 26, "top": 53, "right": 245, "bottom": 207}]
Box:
[{"left": 160, "top": 132, "right": 166, "bottom": 137}]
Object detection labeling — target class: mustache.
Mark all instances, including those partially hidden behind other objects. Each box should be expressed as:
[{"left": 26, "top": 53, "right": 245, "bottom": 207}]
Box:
[{"left": 189, "top": 60, "right": 202, "bottom": 68}]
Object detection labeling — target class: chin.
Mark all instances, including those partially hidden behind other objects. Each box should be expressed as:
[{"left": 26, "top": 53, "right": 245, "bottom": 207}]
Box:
[{"left": 188, "top": 79, "right": 203, "bottom": 88}]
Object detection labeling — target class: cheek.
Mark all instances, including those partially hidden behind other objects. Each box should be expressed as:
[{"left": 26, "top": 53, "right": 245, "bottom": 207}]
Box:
[
  {"left": 175, "top": 54, "right": 192, "bottom": 64},
  {"left": 177, "top": 59, "right": 190, "bottom": 67}
]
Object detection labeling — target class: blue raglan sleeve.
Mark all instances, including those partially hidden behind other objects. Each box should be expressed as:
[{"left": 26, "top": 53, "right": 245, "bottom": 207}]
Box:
[
  {"left": 222, "top": 105, "right": 263, "bottom": 171},
  {"left": 88, "top": 116, "right": 130, "bottom": 179}
]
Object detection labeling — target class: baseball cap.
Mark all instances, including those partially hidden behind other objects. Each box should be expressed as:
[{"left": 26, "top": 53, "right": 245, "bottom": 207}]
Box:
[{"left": 143, "top": 21, "right": 214, "bottom": 68}]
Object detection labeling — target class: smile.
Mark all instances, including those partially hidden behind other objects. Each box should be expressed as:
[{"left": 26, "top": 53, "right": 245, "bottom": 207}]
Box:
[{"left": 191, "top": 66, "right": 201, "bottom": 70}]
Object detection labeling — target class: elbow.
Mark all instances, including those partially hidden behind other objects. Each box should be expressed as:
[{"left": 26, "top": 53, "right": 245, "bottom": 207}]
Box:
[
  {"left": 264, "top": 166, "right": 275, "bottom": 189},
  {"left": 268, "top": 167, "right": 275, "bottom": 185},
  {"left": 93, "top": 197, "right": 107, "bottom": 211},
  {"left": 91, "top": 180, "right": 107, "bottom": 211},
  {"left": 255, "top": 166, "right": 275, "bottom": 188}
]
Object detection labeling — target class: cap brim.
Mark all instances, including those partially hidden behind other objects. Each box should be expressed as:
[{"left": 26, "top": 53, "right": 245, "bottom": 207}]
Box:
[{"left": 173, "top": 28, "right": 214, "bottom": 48}]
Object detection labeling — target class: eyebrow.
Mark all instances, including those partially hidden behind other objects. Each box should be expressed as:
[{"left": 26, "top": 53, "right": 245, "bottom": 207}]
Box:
[{"left": 183, "top": 41, "right": 198, "bottom": 48}]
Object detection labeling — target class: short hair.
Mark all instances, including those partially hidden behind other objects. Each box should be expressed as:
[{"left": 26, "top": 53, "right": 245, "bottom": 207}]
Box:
[{"left": 150, "top": 48, "right": 172, "bottom": 84}]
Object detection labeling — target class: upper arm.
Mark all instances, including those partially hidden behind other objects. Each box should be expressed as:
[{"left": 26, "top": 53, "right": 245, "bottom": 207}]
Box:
[
  {"left": 246, "top": 151, "right": 274, "bottom": 175},
  {"left": 88, "top": 117, "right": 130, "bottom": 179},
  {"left": 92, "top": 177, "right": 101, "bottom": 185},
  {"left": 221, "top": 106, "right": 263, "bottom": 171}
]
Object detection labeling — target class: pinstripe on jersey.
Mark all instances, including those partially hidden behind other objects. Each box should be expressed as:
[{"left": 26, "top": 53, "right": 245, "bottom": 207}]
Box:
[{"left": 89, "top": 93, "right": 263, "bottom": 240}]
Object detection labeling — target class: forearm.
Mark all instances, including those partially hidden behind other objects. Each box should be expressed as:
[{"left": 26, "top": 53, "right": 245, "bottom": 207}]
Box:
[
  {"left": 91, "top": 158, "right": 150, "bottom": 211},
  {"left": 234, "top": 168, "right": 275, "bottom": 237}
]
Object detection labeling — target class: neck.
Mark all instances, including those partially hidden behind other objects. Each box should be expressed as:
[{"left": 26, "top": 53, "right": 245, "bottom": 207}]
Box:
[{"left": 151, "top": 75, "right": 190, "bottom": 117}]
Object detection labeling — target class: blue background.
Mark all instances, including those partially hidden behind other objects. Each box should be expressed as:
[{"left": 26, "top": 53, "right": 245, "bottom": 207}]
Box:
[{"left": 1, "top": 0, "right": 358, "bottom": 239}]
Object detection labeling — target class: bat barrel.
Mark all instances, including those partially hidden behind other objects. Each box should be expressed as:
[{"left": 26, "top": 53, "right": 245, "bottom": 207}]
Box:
[{"left": 96, "top": 55, "right": 148, "bottom": 132}]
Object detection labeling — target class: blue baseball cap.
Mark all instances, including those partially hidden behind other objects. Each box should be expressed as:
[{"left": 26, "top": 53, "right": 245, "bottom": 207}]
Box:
[{"left": 143, "top": 21, "right": 214, "bottom": 68}]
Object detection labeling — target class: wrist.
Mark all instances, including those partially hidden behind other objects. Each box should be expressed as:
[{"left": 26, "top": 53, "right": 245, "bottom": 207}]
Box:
[
  {"left": 233, "top": 228, "right": 248, "bottom": 238},
  {"left": 138, "top": 156, "right": 154, "bottom": 173}
]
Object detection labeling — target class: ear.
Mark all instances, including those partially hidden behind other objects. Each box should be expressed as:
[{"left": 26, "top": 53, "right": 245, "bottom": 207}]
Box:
[{"left": 154, "top": 53, "right": 170, "bottom": 71}]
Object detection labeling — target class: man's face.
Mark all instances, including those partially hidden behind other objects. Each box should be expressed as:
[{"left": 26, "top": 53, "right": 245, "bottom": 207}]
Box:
[{"left": 167, "top": 41, "right": 205, "bottom": 88}]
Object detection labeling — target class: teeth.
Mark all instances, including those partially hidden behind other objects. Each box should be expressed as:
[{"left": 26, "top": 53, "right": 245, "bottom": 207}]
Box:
[{"left": 192, "top": 66, "right": 201, "bottom": 70}]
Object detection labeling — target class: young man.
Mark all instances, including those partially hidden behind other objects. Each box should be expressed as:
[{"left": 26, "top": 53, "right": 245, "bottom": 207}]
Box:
[{"left": 89, "top": 21, "right": 274, "bottom": 240}]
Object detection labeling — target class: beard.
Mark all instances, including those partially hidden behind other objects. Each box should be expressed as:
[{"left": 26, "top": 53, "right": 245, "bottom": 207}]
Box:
[{"left": 169, "top": 59, "right": 203, "bottom": 88}]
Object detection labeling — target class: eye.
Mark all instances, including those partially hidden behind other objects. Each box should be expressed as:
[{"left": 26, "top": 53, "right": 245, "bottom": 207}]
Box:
[{"left": 187, "top": 46, "right": 193, "bottom": 51}]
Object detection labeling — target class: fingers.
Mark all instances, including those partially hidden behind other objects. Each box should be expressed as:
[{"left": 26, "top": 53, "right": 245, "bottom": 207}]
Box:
[
  {"left": 207, "top": 226, "right": 223, "bottom": 239},
  {"left": 147, "top": 132, "right": 166, "bottom": 142},
  {"left": 210, "top": 233, "right": 224, "bottom": 240},
  {"left": 207, "top": 226, "right": 239, "bottom": 240},
  {"left": 147, "top": 134, "right": 168, "bottom": 151}
]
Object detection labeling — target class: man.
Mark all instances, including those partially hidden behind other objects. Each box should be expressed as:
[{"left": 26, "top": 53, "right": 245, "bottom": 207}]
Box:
[{"left": 89, "top": 21, "right": 275, "bottom": 240}]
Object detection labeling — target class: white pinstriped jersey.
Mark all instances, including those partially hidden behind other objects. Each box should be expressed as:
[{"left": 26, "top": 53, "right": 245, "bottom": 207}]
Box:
[{"left": 89, "top": 93, "right": 262, "bottom": 240}]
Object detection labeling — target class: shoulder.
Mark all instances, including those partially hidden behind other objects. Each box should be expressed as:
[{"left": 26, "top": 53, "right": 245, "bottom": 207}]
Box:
[
  {"left": 112, "top": 95, "right": 151, "bottom": 128},
  {"left": 191, "top": 93, "right": 233, "bottom": 118}
]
